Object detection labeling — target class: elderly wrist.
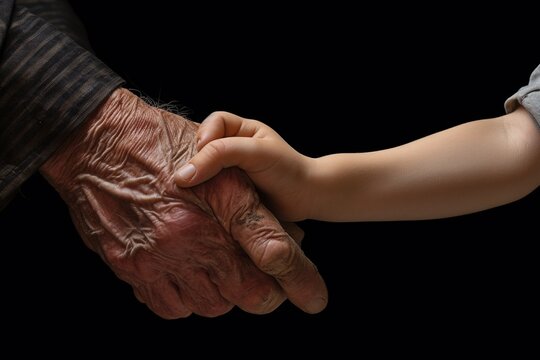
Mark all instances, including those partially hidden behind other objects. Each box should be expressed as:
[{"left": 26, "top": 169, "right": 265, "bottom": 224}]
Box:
[{"left": 40, "top": 88, "right": 145, "bottom": 191}]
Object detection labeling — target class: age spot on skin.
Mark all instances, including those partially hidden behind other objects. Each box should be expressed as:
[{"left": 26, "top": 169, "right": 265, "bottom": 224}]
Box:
[{"left": 236, "top": 210, "right": 264, "bottom": 230}]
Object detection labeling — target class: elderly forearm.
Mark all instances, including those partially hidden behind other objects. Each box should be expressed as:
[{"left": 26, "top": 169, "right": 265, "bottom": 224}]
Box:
[{"left": 309, "top": 107, "right": 540, "bottom": 221}]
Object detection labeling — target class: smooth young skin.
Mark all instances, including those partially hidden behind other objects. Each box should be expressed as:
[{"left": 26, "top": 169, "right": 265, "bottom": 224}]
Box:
[{"left": 176, "top": 108, "right": 540, "bottom": 222}]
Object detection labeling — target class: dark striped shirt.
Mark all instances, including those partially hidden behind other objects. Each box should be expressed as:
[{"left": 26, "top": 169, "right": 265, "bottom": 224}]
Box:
[{"left": 0, "top": 0, "right": 123, "bottom": 209}]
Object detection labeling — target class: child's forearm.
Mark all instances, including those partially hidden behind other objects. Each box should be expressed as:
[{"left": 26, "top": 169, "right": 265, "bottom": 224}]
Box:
[{"left": 307, "top": 107, "right": 540, "bottom": 221}]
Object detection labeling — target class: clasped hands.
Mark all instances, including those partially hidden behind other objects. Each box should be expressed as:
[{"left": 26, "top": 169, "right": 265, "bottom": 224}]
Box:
[{"left": 41, "top": 89, "right": 327, "bottom": 318}]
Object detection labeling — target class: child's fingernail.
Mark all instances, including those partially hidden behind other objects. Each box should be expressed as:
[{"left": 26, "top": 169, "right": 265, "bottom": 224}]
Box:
[{"left": 177, "top": 164, "right": 196, "bottom": 181}]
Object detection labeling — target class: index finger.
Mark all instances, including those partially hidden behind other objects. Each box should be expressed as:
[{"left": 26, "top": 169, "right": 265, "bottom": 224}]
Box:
[{"left": 197, "top": 111, "right": 260, "bottom": 150}]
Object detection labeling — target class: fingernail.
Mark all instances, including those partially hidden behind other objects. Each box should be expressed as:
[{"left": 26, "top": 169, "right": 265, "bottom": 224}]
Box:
[
  {"left": 177, "top": 164, "right": 196, "bottom": 181},
  {"left": 305, "top": 297, "right": 327, "bottom": 314}
]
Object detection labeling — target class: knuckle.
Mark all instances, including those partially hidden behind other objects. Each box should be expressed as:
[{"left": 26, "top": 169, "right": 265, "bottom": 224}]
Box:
[
  {"left": 143, "top": 293, "right": 193, "bottom": 320},
  {"left": 250, "top": 119, "right": 265, "bottom": 128},
  {"left": 145, "top": 292, "right": 193, "bottom": 319},
  {"left": 258, "top": 239, "right": 297, "bottom": 278},
  {"left": 204, "top": 139, "right": 228, "bottom": 160},
  {"left": 102, "top": 246, "right": 123, "bottom": 266},
  {"left": 209, "top": 110, "right": 229, "bottom": 120},
  {"left": 166, "top": 308, "right": 193, "bottom": 319},
  {"left": 240, "top": 285, "right": 284, "bottom": 314},
  {"left": 155, "top": 308, "right": 192, "bottom": 320},
  {"left": 194, "top": 301, "right": 234, "bottom": 318},
  {"left": 102, "top": 245, "right": 134, "bottom": 274}
]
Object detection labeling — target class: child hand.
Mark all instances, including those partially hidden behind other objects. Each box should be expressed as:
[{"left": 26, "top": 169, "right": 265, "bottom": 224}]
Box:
[{"left": 175, "top": 112, "right": 314, "bottom": 221}]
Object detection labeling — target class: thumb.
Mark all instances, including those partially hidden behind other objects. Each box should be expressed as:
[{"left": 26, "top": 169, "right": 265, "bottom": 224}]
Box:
[
  {"left": 232, "top": 202, "right": 328, "bottom": 314},
  {"left": 175, "top": 137, "right": 258, "bottom": 187}
]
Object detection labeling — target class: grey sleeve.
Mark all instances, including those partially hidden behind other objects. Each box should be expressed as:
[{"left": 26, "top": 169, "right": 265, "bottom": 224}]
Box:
[{"left": 504, "top": 65, "right": 540, "bottom": 125}]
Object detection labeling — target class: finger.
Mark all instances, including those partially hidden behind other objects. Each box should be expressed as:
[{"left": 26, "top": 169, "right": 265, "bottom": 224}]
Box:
[
  {"left": 140, "top": 278, "right": 192, "bottom": 319},
  {"left": 280, "top": 222, "right": 304, "bottom": 245},
  {"left": 212, "top": 263, "right": 287, "bottom": 315},
  {"left": 133, "top": 287, "right": 145, "bottom": 303},
  {"left": 232, "top": 204, "right": 328, "bottom": 314},
  {"left": 175, "top": 137, "right": 265, "bottom": 187},
  {"left": 172, "top": 270, "right": 234, "bottom": 318},
  {"left": 205, "top": 241, "right": 287, "bottom": 315},
  {"left": 185, "top": 217, "right": 286, "bottom": 315},
  {"left": 197, "top": 111, "right": 260, "bottom": 150}
]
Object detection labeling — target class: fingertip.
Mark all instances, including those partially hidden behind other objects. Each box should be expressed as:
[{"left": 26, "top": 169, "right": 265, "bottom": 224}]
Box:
[
  {"left": 304, "top": 296, "right": 328, "bottom": 314},
  {"left": 288, "top": 264, "right": 328, "bottom": 315},
  {"left": 175, "top": 163, "right": 197, "bottom": 186}
]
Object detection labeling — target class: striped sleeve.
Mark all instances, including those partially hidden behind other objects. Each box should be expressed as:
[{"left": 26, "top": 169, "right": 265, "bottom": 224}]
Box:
[{"left": 0, "top": 1, "right": 124, "bottom": 209}]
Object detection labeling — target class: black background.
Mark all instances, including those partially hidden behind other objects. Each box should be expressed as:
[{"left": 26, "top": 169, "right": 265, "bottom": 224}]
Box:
[{"left": 1, "top": 2, "right": 538, "bottom": 353}]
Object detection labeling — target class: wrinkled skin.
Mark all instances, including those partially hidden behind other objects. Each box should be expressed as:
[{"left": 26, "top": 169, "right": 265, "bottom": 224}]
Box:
[{"left": 41, "top": 89, "right": 327, "bottom": 318}]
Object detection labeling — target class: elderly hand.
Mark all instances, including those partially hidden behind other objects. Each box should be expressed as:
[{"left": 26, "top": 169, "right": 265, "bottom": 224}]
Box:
[{"left": 40, "top": 89, "right": 327, "bottom": 318}]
